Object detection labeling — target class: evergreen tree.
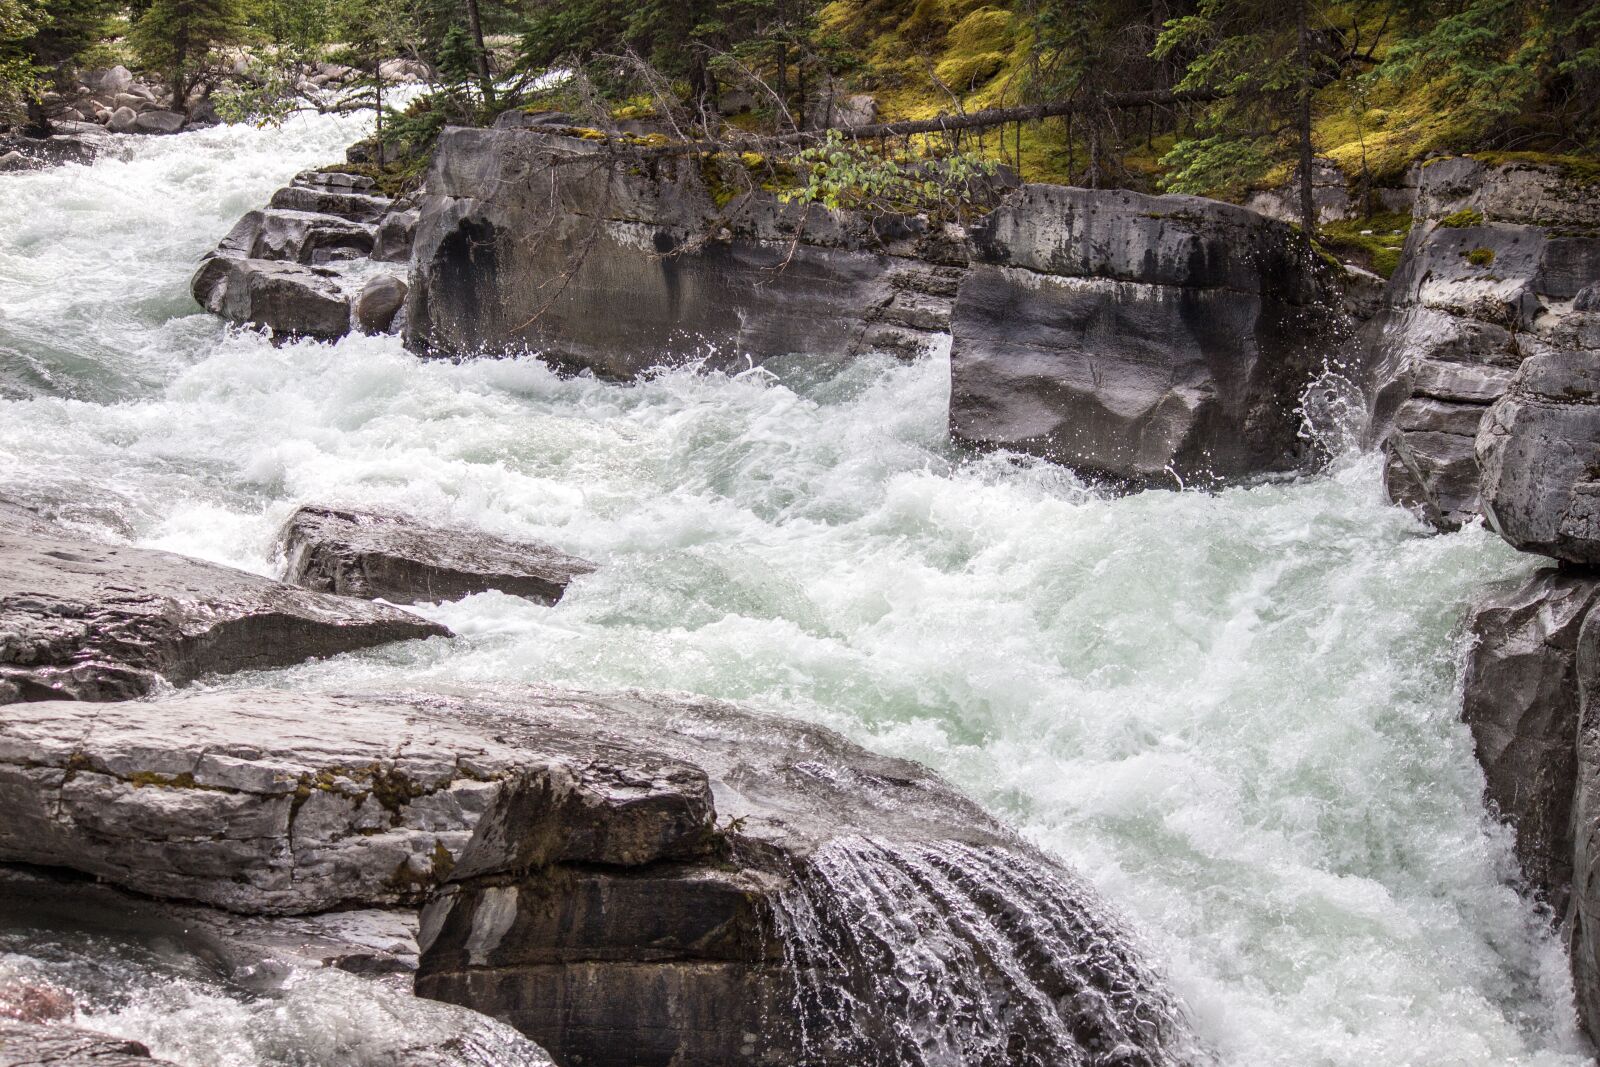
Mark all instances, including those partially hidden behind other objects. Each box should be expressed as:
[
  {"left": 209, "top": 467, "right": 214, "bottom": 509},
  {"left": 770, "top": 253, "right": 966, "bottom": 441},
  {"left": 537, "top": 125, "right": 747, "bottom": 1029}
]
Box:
[
  {"left": 130, "top": 0, "right": 247, "bottom": 111},
  {"left": 0, "top": 0, "right": 42, "bottom": 121}
]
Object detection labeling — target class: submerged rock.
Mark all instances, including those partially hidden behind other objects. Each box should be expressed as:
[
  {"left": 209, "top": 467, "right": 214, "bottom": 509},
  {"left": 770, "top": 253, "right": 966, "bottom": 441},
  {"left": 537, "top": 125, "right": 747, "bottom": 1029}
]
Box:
[
  {"left": 280, "top": 505, "right": 595, "bottom": 605},
  {"left": 949, "top": 184, "right": 1348, "bottom": 484},
  {"left": 0, "top": 501, "right": 447, "bottom": 703},
  {"left": 0, "top": 686, "right": 1192, "bottom": 1066},
  {"left": 1461, "top": 568, "right": 1600, "bottom": 908},
  {"left": 0, "top": 1020, "right": 173, "bottom": 1066}
]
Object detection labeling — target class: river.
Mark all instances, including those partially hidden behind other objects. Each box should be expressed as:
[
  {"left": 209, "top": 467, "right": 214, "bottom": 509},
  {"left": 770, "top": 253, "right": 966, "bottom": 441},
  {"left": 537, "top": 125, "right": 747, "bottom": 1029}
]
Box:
[{"left": 0, "top": 109, "right": 1588, "bottom": 1067}]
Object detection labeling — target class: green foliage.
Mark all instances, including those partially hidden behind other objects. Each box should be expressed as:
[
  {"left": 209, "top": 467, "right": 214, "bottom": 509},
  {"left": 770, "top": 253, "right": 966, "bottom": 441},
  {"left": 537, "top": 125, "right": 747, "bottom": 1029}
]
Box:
[
  {"left": 130, "top": 0, "right": 247, "bottom": 106},
  {"left": 1464, "top": 246, "right": 1495, "bottom": 265},
  {"left": 0, "top": 0, "right": 43, "bottom": 113},
  {"left": 1317, "top": 211, "right": 1411, "bottom": 277},
  {"left": 780, "top": 128, "right": 998, "bottom": 217},
  {"left": 1439, "top": 207, "right": 1485, "bottom": 227}
]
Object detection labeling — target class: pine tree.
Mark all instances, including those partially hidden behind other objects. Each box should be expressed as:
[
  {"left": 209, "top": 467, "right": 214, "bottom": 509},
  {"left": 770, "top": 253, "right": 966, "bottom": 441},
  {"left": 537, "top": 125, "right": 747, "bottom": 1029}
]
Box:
[{"left": 130, "top": 0, "right": 246, "bottom": 112}]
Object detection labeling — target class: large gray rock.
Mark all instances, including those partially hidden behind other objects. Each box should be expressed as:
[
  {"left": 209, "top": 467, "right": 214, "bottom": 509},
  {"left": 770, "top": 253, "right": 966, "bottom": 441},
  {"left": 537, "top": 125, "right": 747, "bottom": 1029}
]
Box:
[
  {"left": 0, "top": 687, "right": 1191, "bottom": 1067},
  {"left": 1461, "top": 569, "right": 1600, "bottom": 909},
  {"left": 1478, "top": 347, "right": 1600, "bottom": 564},
  {"left": 1564, "top": 604, "right": 1600, "bottom": 1039},
  {"left": 1371, "top": 157, "right": 1600, "bottom": 528},
  {"left": 216, "top": 208, "right": 376, "bottom": 265},
  {"left": 353, "top": 275, "right": 408, "bottom": 334},
  {"left": 948, "top": 184, "right": 1345, "bottom": 484},
  {"left": 0, "top": 502, "right": 447, "bottom": 703},
  {"left": 405, "top": 126, "right": 966, "bottom": 377},
  {"left": 280, "top": 505, "right": 595, "bottom": 605},
  {"left": 129, "top": 110, "right": 183, "bottom": 135},
  {"left": 269, "top": 184, "right": 391, "bottom": 224},
  {"left": 0, "top": 1020, "right": 172, "bottom": 1066},
  {"left": 190, "top": 255, "right": 352, "bottom": 340},
  {"left": 372, "top": 209, "right": 419, "bottom": 263}
]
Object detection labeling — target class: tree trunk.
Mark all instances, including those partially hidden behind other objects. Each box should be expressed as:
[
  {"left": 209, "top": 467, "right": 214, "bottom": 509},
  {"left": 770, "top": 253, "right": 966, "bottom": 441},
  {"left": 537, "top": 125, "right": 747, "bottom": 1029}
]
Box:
[
  {"left": 462, "top": 0, "right": 496, "bottom": 107},
  {"left": 374, "top": 59, "right": 385, "bottom": 166},
  {"left": 23, "top": 95, "right": 52, "bottom": 138},
  {"left": 1295, "top": 0, "right": 1316, "bottom": 244}
]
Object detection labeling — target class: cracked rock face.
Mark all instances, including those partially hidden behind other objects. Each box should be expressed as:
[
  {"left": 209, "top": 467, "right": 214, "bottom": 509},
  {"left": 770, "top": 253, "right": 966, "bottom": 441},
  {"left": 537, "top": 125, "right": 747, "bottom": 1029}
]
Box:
[
  {"left": 278, "top": 505, "right": 596, "bottom": 606},
  {"left": 1478, "top": 346, "right": 1600, "bottom": 565},
  {"left": 0, "top": 686, "right": 1191, "bottom": 1067},
  {"left": 405, "top": 127, "right": 971, "bottom": 377},
  {"left": 1461, "top": 568, "right": 1600, "bottom": 910},
  {"left": 0, "top": 502, "right": 449, "bottom": 704},
  {"left": 0, "top": 689, "right": 711, "bottom": 914},
  {"left": 1371, "top": 157, "right": 1600, "bottom": 529},
  {"left": 949, "top": 184, "right": 1349, "bottom": 485}
]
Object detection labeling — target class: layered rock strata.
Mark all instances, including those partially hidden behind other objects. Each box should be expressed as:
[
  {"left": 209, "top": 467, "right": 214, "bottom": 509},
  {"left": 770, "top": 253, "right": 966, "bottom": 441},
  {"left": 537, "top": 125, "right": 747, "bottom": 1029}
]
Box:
[
  {"left": 1372, "top": 157, "right": 1600, "bottom": 528},
  {"left": 949, "top": 185, "right": 1350, "bottom": 484},
  {"left": 0, "top": 686, "right": 1191, "bottom": 1067},
  {"left": 0, "top": 501, "right": 447, "bottom": 703},
  {"left": 280, "top": 505, "right": 596, "bottom": 605},
  {"left": 192, "top": 170, "right": 414, "bottom": 340}
]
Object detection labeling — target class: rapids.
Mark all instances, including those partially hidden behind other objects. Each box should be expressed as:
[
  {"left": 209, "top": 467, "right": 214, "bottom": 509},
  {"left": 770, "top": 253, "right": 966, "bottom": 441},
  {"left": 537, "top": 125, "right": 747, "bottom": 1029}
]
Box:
[{"left": 0, "top": 109, "right": 1589, "bottom": 1066}]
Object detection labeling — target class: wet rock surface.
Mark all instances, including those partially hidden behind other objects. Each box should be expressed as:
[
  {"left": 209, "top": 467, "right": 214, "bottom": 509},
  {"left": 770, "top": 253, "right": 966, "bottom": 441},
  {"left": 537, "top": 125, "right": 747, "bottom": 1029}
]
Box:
[
  {"left": 949, "top": 184, "right": 1348, "bottom": 484},
  {"left": 0, "top": 1020, "right": 172, "bottom": 1066},
  {"left": 1461, "top": 568, "right": 1600, "bottom": 909},
  {"left": 0, "top": 501, "right": 447, "bottom": 704},
  {"left": 1372, "top": 157, "right": 1600, "bottom": 528},
  {"left": 405, "top": 126, "right": 969, "bottom": 377},
  {"left": 0, "top": 868, "right": 557, "bottom": 1066},
  {"left": 1479, "top": 346, "right": 1600, "bottom": 565},
  {"left": 280, "top": 505, "right": 596, "bottom": 605},
  {"left": 0, "top": 686, "right": 1190, "bottom": 1067},
  {"left": 192, "top": 171, "right": 411, "bottom": 341}
]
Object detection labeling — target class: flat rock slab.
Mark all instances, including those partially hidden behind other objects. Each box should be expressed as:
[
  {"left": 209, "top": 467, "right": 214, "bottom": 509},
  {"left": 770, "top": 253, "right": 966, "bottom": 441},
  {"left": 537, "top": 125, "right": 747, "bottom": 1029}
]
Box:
[
  {"left": 0, "top": 686, "right": 1190, "bottom": 1067},
  {"left": 280, "top": 505, "right": 596, "bottom": 605},
  {"left": 0, "top": 502, "right": 448, "bottom": 703},
  {"left": 0, "top": 1020, "right": 172, "bottom": 1066}
]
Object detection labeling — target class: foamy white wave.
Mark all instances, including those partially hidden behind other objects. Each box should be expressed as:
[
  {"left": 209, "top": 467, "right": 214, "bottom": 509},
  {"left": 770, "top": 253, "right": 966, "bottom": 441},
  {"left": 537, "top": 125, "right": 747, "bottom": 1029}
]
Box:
[{"left": 0, "top": 110, "right": 1588, "bottom": 1066}]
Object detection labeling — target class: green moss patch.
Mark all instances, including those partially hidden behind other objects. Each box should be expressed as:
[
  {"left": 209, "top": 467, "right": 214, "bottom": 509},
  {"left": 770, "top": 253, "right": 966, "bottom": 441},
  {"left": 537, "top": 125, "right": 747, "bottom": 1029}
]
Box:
[
  {"left": 1318, "top": 212, "right": 1412, "bottom": 278},
  {"left": 1439, "top": 208, "right": 1484, "bottom": 228}
]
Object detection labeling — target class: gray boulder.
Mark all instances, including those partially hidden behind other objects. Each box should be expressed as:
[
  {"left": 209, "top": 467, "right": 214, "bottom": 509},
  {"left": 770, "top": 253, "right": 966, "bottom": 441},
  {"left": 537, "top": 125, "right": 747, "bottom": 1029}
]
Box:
[
  {"left": 1371, "top": 156, "right": 1600, "bottom": 528},
  {"left": 0, "top": 501, "right": 447, "bottom": 704},
  {"left": 948, "top": 184, "right": 1345, "bottom": 484},
  {"left": 1564, "top": 605, "right": 1600, "bottom": 1039},
  {"left": 106, "top": 106, "right": 136, "bottom": 133},
  {"left": 191, "top": 255, "right": 352, "bottom": 340},
  {"left": 0, "top": 686, "right": 1191, "bottom": 1067},
  {"left": 217, "top": 208, "right": 376, "bottom": 265},
  {"left": 353, "top": 275, "right": 408, "bottom": 334},
  {"left": 1460, "top": 569, "right": 1600, "bottom": 909},
  {"left": 270, "top": 184, "right": 391, "bottom": 224},
  {"left": 130, "top": 110, "right": 183, "bottom": 136},
  {"left": 372, "top": 209, "right": 418, "bottom": 262},
  {"left": 0, "top": 151, "right": 29, "bottom": 173},
  {"left": 84, "top": 65, "right": 134, "bottom": 95},
  {"left": 279, "top": 504, "right": 595, "bottom": 604},
  {"left": 405, "top": 126, "right": 966, "bottom": 377},
  {"left": 1478, "top": 349, "right": 1600, "bottom": 564},
  {"left": 0, "top": 1020, "right": 172, "bottom": 1066}
]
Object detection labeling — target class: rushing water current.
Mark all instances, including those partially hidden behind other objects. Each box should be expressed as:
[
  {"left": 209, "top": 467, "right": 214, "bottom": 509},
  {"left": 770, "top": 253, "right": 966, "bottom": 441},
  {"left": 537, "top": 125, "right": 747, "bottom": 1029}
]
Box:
[{"left": 0, "top": 110, "right": 1590, "bottom": 1066}]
